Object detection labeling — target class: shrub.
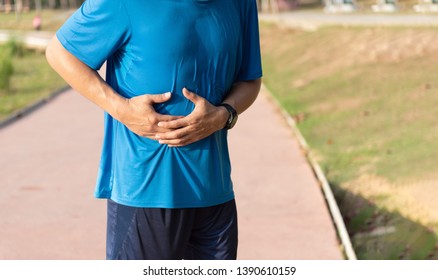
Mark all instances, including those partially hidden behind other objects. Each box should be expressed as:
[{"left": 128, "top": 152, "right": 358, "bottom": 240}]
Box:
[
  {"left": 4, "top": 38, "right": 25, "bottom": 57},
  {"left": 0, "top": 38, "right": 25, "bottom": 91},
  {"left": 0, "top": 47, "right": 14, "bottom": 90}
]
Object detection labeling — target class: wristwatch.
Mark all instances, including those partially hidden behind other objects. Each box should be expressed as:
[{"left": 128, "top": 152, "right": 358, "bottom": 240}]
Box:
[{"left": 219, "top": 103, "right": 238, "bottom": 130}]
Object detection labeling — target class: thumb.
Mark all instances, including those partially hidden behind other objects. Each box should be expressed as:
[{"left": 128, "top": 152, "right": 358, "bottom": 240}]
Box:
[
  {"left": 147, "top": 92, "right": 172, "bottom": 104},
  {"left": 182, "top": 88, "right": 200, "bottom": 104}
]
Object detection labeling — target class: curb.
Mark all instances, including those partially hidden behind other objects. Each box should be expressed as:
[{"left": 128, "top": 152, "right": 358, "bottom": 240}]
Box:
[
  {"left": 261, "top": 83, "right": 357, "bottom": 260},
  {"left": 0, "top": 85, "right": 70, "bottom": 130}
]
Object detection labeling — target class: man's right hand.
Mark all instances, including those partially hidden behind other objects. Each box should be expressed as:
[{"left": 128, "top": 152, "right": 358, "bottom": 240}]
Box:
[
  {"left": 46, "top": 35, "right": 181, "bottom": 141},
  {"left": 118, "top": 92, "right": 183, "bottom": 140}
]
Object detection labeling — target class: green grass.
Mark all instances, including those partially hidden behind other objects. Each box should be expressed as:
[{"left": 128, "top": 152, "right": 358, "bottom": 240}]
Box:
[
  {"left": 0, "top": 48, "right": 66, "bottom": 121},
  {"left": 261, "top": 22, "right": 438, "bottom": 259},
  {"left": 262, "top": 24, "right": 438, "bottom": 184},
  {"left": 298, "top": 60, "right": 438, "bottom": 183}
]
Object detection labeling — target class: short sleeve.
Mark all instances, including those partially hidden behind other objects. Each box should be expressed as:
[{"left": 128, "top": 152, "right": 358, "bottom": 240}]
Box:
[
  {"left": 56, "top": 0, "right": 131, "bottom": 70},
  {"left": 236, "top": 0, "right": 263, "bottom": 82}
]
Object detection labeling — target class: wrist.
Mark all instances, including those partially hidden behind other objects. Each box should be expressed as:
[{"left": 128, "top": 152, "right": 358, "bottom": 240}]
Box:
[
  {"left": 216, "top": 105, "right": 229, "bottom": 130},
  {"left": 111, "top": 95, "right": 130, "bottom": 123}
]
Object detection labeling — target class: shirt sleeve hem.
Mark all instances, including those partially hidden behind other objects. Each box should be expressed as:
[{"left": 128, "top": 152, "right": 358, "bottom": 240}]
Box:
[
  {"left": 236, "top": 71, "right": 263, "bottom": 82},
  {"left": 56, "top": 31, "right": 103, "bottom": 71}
]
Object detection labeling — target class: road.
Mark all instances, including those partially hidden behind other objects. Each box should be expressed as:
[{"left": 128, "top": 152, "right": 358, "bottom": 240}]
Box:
[{"left": 260, "top": 10, "right": 438, "bottom": 30}]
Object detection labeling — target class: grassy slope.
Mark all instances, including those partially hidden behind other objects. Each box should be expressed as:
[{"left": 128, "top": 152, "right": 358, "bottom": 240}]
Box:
[{"left": 260, "top": 22, "right": 438, "bottom": 259}]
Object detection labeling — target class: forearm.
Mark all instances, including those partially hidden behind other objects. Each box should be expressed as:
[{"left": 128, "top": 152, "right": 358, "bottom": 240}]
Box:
[
  {"left": 222, "top": 78, "right": 262, "bottom": 115},
  {"left": 45, "top": 35, "right": 126, "bottom": 121}
]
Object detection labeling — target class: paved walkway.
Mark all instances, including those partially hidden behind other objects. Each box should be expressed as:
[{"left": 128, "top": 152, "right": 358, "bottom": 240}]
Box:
[
  {"left": 259, "top": 10, "right": 438, "bottom": 31},
  {"left": 0, "top": 86, "right": 342, "bottom": 259},
  {"left": 0, "top": 90, "right": 105, "bottom": 259},
  {"left": 230, "top": 88, "right": 342, "bottom": 259},
  {"left": 0, "top": 29, "right": 52, "bottom": 50}
]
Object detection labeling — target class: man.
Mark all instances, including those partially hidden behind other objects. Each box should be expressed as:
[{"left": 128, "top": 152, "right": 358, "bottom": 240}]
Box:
[{"left": 46, "top": 0, "right": 262, "bottom": 260}]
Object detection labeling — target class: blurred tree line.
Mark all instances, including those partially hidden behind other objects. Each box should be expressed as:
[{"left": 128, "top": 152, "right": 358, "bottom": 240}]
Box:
[{"left": 1, "top": 0, "right": 85, "bottom": 13}]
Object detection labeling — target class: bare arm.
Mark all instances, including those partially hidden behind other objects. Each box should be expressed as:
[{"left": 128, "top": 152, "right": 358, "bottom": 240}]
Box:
[
  {"left": 45, "top": 35, "right": 179, "bottom": 139},
  {"left": 155, "top": 78, "right": 262, "bottom": 147},
  {"left": 222, "top": 78, "right": 262, "bottom": 115}
]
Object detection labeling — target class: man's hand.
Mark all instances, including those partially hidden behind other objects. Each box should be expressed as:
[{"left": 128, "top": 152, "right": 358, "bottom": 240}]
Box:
[
  {"left": 119, "top": 92, "right": 183, "bottom": 140},
  {"left": 45, "top": 35, "right": 183, "bottom": 141},
  {"left": 155, "top": 88, "right": 228, "bottom": 147}
]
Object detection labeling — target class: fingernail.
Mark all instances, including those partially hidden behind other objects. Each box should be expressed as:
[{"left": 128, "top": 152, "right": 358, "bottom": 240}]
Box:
[
  {"left": 155, "top": 134, "right": 160, "bottom": 139},
  {"left": 164, "top": 92, "right": 171, "bottom": 98}
]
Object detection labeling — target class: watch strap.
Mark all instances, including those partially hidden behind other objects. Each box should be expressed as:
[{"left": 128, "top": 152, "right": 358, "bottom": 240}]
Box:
[{"left": 219, "top": 103, "right": 238, "bottom": 130}]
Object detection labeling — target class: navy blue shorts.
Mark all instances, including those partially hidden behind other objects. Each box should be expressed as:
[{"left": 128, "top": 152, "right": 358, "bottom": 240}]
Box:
[{"left": 106, "top": 199, "right": 238, "bottom": 260}]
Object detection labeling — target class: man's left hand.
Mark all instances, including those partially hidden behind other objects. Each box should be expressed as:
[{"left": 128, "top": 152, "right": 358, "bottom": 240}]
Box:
[{"left": 155, "top": 88, "right": 228, "bottom": 147}]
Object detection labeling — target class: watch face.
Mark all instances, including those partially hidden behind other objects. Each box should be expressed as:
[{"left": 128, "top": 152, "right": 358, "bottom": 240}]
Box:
[{"left": 228, "top": 113, "right": 238, "bottom": 129}]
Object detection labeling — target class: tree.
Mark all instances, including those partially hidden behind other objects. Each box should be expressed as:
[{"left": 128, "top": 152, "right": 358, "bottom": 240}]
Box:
[
  {"left": 35, "top": 0, "right": 42, "bottom": 11},
  {"left": 48, "top": 0, "right": 56, "bottom": 9}
]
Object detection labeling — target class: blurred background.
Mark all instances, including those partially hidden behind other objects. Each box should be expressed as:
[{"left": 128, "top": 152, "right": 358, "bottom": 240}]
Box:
[
  {"left": 1, "top": 0, "right": 438, "bottom": 260},
  {"left": 258, "top": 0, "right": 438, "bottom": 260}
]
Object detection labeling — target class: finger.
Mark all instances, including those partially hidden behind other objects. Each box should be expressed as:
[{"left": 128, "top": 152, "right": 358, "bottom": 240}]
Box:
[
  {"left": 157, "top": 116, "right": 190, "bottom": 129},
  {"left": 146, "top": 113, "right": 181, "bottom": 127},
  {"left": 182, "top": 88, "right": 201, "bottom": 104},
  {"left": 163, "top": 133, "right": 198, "bottom": 147},
  {"left": 154, "top": 113, "right": 184, "bottom": 123},
  {"left": 160, "top": 136, "right": 191, "bottom": 147},
  {"left": 146, "top": 92, "right": 172, "bottom": 104},
  {"left": 154, "top": 125, "right": 184, "bottom": 134},
  {"left": 155, "top": 126, "right": 193, "bottom": 141}
]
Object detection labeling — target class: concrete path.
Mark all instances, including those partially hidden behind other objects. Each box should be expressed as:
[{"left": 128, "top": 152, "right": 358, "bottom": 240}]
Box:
[
  {"left": 0, "top": 86, "right": 343, "bottom": 259},
  {"left": 230, "top": 89, "right": 342, "bottom": 259},
  {"left": 0, "top": 89, "right": 105, "bottom": 259},
  {"left": 0, "top": 29, "right": 52, "bottom": 50},
  {"left": 259, "top": 10, "right": 438, "bottom": 31}
]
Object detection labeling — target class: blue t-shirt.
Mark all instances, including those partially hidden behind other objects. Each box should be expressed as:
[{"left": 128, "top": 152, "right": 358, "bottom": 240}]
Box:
[{"left": 56, "top": 0, "right": 262, "bottom": 208}]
